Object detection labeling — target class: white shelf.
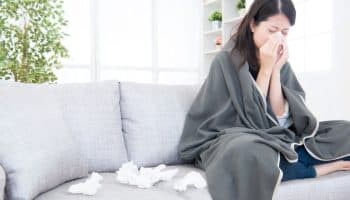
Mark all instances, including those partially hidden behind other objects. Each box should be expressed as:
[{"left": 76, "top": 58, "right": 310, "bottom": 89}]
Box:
[
  {"left": 204, "top": 29, "right": 222, "bottom": 35},
  {"left": 201, "top": 0, "right": 254, "bottom": 80},
  {"left": 204, "top": 49, "right": 221, "bottom": 55},
  {"left": 223, "top": 16, "right": 243, "bottom": 24},
  {"left": 202, "top": 0, "right": 240, "bottom": 79},
  {"left": 203, "top": 0, "right": 219, "bottom": 6}
]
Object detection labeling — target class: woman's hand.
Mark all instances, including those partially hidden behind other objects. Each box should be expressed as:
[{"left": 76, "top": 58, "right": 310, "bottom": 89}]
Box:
[
  {"left": 273, "top": 38, "right": 289, "bottom": 73},
  {"left": 258, "top": 33, "right": 283, "bottom": 75}
]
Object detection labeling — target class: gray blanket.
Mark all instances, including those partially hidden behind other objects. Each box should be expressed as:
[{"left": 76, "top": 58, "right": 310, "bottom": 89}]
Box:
[{"left": 178, "top": 38, "right": 350, "bottom": 200}]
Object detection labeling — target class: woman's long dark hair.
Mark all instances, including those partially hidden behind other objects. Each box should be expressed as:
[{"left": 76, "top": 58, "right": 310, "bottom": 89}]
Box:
[{"left": 231, "top": 0, "right": 296, "bottom": 70}]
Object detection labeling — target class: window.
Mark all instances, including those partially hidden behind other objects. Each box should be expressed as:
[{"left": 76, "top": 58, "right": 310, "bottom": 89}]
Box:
[
  {"left": 288, "top": 0, "right": 334, "bottom": 73},
  {"left": 58, "top": 0, "right": 201, "bottom": 84}
]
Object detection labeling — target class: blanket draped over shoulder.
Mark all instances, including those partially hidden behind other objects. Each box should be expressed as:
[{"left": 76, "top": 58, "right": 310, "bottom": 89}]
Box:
[{"left": 178, "top": 38, "right": 350, "bottom": 200}]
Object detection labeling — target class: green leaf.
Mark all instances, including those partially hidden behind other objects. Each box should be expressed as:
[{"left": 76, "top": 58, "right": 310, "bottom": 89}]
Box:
[
  {"left": 0, "top": 0, "right": 69, "bottom": 83},
  {"left": 208, "top": 10, "right": 222, "bottom": 22}
]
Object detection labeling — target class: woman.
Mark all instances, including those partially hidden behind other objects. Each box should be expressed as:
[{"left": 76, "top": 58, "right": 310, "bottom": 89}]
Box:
[{"left": 178, "top": 0, "right": 350, "bottom": 200}]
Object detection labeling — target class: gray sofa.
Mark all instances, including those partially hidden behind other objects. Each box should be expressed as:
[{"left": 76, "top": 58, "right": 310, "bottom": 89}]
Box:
[{"left": 1, "top": 80, "right": 350, "bottom": 200}]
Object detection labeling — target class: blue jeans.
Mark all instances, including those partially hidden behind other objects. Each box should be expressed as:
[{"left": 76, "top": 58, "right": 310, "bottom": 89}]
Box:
[{"left": 279, "top": 145, "right": 350, "bottom": 182}]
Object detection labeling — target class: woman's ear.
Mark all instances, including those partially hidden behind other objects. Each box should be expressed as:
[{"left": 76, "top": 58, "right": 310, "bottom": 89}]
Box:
[{"left": 249, "top": 20, "right": 256, "bottom": 33}]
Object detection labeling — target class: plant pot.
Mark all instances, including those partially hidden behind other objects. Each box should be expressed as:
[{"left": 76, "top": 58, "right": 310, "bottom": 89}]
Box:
[
  {"left": 238, "top": 8, "right": 246, "bottom": 16},
  {"left": 211, "top": 20, "right": 222, "bottom": 30}
]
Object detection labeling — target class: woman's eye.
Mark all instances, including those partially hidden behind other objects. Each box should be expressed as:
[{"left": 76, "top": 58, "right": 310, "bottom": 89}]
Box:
[{"left": 268, "top": 29, "right": 276, "bottom": 33}]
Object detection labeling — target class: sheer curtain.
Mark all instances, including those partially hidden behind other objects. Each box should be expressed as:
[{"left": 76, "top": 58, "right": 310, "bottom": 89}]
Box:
[
  {"left": 288, "top": 0, "right": 350, "bottom": 120},
  {"left": 57, "top": 0, "right": 201, "bottom": 85},
  {"left": 288, "top": 0, "right": 334, "bottom": 73}
]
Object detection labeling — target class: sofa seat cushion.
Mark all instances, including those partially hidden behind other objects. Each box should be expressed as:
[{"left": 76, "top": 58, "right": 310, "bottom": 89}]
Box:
[
  {"left": 35, "top": 164, "right": 211, "bottom": 200},
  {"left": 35, "top": 163, "right": 350, "bottom": 200},
  {"left": 274, "top": 170, "right": 350, "bottom": 200}
]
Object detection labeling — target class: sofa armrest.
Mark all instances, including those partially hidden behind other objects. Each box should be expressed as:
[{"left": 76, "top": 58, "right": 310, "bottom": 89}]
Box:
[{"left": 0, "top": 164, "right": 5, "bottom": 200}]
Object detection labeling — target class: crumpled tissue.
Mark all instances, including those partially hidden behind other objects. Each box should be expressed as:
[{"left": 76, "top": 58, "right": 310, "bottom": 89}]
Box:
[
  {"left": 173, "top": 171, "right": 207, "bottom": 192},
  {"left": 116, "top": 161, "right": 179, "bottom": 188},
  {"left": 115, "top": 161, "right": 207, "bottom": 192},
  {"left": 68, "top": 172, "right": 103, "bottom": 195}
]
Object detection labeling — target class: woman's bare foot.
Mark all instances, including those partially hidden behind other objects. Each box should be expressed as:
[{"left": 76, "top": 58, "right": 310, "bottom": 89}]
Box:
[{"left": 314, "top": 160, "right": 350, "bottom": 177}]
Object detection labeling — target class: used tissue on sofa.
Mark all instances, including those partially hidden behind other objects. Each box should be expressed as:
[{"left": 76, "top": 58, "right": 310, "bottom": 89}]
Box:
[
  {"left": 68, "top": 172, "right": 103, "bottom": 196},
  {"left": 116, "top": 161, "right": 179, "bottom": 188},
  {"left": 173, "top": 171, "right": 207, "bottom": 192},
  {"left": 115, "top": 161, "right": 207, "bottom": 192}
]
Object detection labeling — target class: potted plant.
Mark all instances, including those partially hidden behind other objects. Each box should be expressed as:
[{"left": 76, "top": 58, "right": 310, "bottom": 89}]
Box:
[
  {"left": 0, "top": 0, "right": 69, "bottom": 83},
  {"left": 208, "top": 10, "right": 222, "bottom": 30},
  {"left": 236, "top": 0, "right": 246, "bottom": 16}
]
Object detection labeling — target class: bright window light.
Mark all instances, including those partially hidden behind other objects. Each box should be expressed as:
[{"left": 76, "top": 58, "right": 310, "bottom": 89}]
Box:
[
  {"left": 288, "top": 0, "right": 334, "bottom": 73},
  {"left": 58, "top": 0, "right": 201, "bottom": 84}
]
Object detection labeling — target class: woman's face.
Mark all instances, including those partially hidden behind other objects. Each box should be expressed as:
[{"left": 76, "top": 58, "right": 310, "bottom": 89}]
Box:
[{"left": 250, "top": 13, "right": 291, "bottom": 49}]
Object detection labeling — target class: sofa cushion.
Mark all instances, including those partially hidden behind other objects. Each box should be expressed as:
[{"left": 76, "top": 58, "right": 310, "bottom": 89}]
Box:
[
  {"left": 119, "top": 82, "right": 201, "bottom": 167},
  {"left": 35, "top": 164, "right": 350, "bottom": 200},
  {"left": 274, "top": 171, "right": 350, "bottom": 200},
  {"left": 0, "top": 82, "right": 88, "bottom": 199},
  {"left": 34, "top": 164, "right": 211, "bottom": 200},
  {"left": 55, "top": 80, "right": 128, "bottom": 172}
]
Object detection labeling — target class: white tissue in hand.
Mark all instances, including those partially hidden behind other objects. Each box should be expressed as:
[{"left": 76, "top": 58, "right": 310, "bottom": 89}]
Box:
[
  {"left": 116, "top": 161, "right": 178, "bottom": 188},
  {"left": 173, "top": 171, "right": 207, "bottom": 192},
  {"left": 68, "top": 172, "right": 103, "bottom": 196}
]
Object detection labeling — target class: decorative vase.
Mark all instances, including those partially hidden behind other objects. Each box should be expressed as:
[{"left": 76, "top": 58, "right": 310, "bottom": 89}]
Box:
[{"left": 211, "top": 20, "right": 222, "bottom": 30}]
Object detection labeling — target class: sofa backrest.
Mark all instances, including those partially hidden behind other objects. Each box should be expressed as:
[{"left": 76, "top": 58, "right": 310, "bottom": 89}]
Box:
[
  {"left": 0, "top": 79, "right": 202, "bottom": 170},
  {"left": 54, "top": 81, "right": 128, "bottom": 172},
  {"left": 119, "top": 81, "right": 201, "bottom": 167},
  {"left": 0, "top": 80, "right": 128, "bottom": 172},
  {"left": 0, "top": 80, "right": 90, "bottom": 199}
]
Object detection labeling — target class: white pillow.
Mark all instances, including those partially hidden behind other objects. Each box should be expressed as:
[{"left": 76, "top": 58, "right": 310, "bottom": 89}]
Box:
[
  {"left": 119, "top": 82, "right": 200, "bottom": 167},
  {"left": 54, "top": 80, "right": 128, "bottom": 172},
  {"left": 0, "top": 82, "right": 88, "bottom": 199}
]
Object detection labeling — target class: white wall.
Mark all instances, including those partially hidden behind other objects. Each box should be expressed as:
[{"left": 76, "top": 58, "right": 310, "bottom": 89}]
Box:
[{"left": 297, "top": 0, "right": 350, "bottom": 121}]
